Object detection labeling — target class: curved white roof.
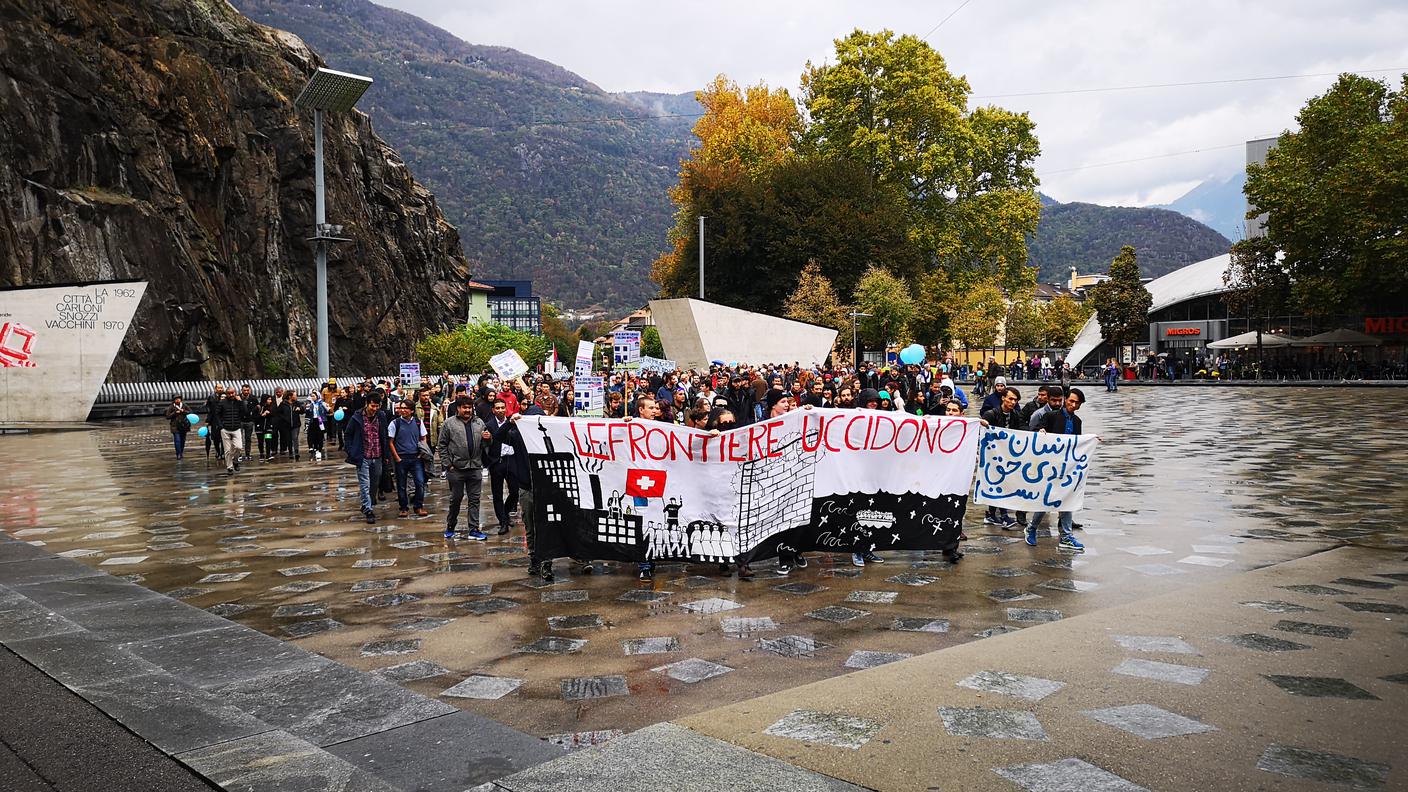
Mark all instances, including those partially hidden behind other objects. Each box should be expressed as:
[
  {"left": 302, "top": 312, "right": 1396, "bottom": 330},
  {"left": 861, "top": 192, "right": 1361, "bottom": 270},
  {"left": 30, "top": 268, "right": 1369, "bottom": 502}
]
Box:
[{"left": 1067, "top": 252, "right": 1231, "bottom": 366}]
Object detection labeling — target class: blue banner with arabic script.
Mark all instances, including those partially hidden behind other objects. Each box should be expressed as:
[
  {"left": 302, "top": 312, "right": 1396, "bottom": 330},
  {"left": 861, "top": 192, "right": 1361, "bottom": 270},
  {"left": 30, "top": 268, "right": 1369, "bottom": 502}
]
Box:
[{"left": 973, "top": 427, "right": 1099, "bottom": 512}]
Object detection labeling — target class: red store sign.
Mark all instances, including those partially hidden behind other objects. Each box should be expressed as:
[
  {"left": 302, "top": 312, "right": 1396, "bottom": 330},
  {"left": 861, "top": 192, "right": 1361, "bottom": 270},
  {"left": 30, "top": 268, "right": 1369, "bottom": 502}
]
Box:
[
  {"left": 1365, "top": 316, "right": 1408, "bottom": 335},
  {"left": 1165, "top": 327, "right": 1202, "bottom": 336}
]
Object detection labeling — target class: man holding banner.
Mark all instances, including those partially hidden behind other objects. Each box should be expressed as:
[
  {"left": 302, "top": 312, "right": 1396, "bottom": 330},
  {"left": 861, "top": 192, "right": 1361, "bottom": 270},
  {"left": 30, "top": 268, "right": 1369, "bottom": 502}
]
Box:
[{"left": 1026, "top": 388, "right": 1091, "bottom": 552}]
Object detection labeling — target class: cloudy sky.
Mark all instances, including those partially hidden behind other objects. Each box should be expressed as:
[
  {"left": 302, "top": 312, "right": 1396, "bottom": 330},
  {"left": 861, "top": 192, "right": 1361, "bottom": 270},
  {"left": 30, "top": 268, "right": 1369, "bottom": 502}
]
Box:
[{"left": 374, "top": 0, "right": 1406, "bottom": 207}]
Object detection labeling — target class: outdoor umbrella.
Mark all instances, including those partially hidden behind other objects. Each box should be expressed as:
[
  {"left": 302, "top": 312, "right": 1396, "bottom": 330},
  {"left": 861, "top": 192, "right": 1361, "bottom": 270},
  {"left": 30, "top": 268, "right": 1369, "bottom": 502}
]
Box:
[
  {"left": 1207, "top": 331, "right": 1299, "bottom": 349},
  {"left": 1291, "top": 328, "right": 1383, "bottom": 346}
]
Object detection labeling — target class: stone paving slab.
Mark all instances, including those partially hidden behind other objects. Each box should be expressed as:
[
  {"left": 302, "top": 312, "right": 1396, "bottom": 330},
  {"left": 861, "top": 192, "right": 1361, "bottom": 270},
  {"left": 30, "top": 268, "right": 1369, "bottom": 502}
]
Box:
[
  {"left": 74, "top": 670, "right": 273, "bottom": 754},
  {"left": 178, "top": 729, "right": 402, "bottom": 792},
  {"left": 126, "top": 624, "right": 329, "bottom": 689}
]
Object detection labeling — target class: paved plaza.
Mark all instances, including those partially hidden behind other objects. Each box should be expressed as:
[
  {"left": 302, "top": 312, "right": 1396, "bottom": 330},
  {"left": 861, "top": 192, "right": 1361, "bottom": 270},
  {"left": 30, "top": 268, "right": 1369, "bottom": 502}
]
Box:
[{"left": 2, "top": 388, "right": 1406, "bottom": 791}]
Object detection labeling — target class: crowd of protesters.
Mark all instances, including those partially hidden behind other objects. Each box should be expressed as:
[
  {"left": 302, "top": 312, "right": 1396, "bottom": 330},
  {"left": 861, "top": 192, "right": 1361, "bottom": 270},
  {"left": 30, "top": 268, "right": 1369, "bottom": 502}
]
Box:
[{"left": 163, "top": 353, "right": 1092, "bottom": 583}]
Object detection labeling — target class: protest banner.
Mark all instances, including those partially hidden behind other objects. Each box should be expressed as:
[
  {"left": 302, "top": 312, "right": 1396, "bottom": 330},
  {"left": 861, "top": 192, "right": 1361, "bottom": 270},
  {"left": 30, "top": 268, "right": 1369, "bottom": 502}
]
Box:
[
  {"left": 611, "top": 331, "right": 641, "bottom": 366},
  {"left": 636, "top": 355, "right": 676, "bottom": 373},
  {"left": 575, "top": 340, "right": 595, "bottom": 377},
  {"left": 572, "top": 375, "right": 605, "bottom": 417},
  {"left": 398, "top": 362, "right": 421, "bottom": 386},
  {"left": 520, "top": 408, "right": 979, "bottom": 563},
  {"left": 489, "top": 349, "right": 529, "bottom": 381},
  {"left": 972, "top": 426, "right": 1099, "bottom": 512}
]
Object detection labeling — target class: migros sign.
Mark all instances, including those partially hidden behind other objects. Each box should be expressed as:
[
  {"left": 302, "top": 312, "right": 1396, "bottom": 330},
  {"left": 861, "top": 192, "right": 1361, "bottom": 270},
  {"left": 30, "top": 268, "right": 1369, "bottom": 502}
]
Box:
[
  {"left": 1165, "top": 327, "right": 1202, "bottom": 336},
  {"left": 1365, "top": 316, "right": 1408, "bottom": 335}
]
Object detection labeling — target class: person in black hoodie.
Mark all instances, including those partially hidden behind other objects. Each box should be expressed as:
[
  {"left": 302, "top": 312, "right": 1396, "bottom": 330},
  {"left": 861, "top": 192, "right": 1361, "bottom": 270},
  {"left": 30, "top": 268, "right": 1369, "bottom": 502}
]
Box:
[
  {"left": 214, "top": 389, "right": 246, "bottom": 474},
  {"left": 164, "top": 395, "right": 191, "bottom": 460},
  {"left": 275, "top": 390, "right": 304, "bottom": 460},
  {"left": 203, "top": 384, "right": 225, "bottom": 460}
]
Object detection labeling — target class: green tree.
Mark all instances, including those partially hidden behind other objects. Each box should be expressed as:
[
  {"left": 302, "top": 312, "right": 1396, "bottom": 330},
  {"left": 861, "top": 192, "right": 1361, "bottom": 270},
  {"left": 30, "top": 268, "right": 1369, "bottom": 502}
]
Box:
[
  {"left": 783, "top": 260, "right": 851, "bottom": 335},
  {"left": 1042, "top": 294, "right": 1093, "bottom": 348},
  {"left": 1089, "top": 246, "right": 1153, "bottom": 359},
  {"left": 908, "top": 267, "right": 955, "bottom": 347},
  {"left": 801, "top": 29, "right": 1041, "bottom": 289},
  {"left": 853, "top": 265, "right": 914, "bottom": 347},
  {"left": 1239, "top": 73, "right": 1407, "bottom": 316},
  {"left": 541, "top": 303, "right": 577, "bottom": 360},
  {"left": 642, "top": 326, "right": 665, "bottom": 358},
  {"left": 415, "top": 322, "right": 549, "bottom": 375},
  {"left": 949, "top": 278, "right": 1007, "bottom": 349},
  {"left": 1003, "top": 293, "right": 1046, "bottom": 350},
  {"left": 1223, "top": 235, "right": 1291, "bottom": 330}
]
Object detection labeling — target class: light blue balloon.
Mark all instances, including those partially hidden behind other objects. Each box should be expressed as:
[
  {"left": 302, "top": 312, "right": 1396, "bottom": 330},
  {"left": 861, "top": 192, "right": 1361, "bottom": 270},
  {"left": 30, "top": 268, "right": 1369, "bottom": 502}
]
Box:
[
  {"left": 333, "top": 409, "right": 345, "bottom": 421},
  {"left": 197, "top": 426, "right": 209, "bottom": 437},
  {"left": 186, "top": 413, "right": 200, "bottom": 425},
  {"left": 899, "top": 344, "right": 926, "bottom": 365}
]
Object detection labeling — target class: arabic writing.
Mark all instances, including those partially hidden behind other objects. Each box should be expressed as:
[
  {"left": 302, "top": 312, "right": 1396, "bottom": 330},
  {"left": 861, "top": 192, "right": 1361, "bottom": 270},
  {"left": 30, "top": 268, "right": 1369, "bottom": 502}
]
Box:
[{"left": 975, "top": 427, "right": 1095, "bottom": 510}]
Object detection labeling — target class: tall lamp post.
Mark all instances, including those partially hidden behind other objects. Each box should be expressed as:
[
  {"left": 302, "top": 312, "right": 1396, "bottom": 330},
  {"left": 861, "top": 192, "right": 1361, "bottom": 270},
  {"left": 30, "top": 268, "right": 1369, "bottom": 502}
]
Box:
[
  {"left": 295, "top": 67, "right": 373, "bottom": 381},
  {"left": 698, "top": 215, "right": 706, "bottom": 300},
  {"left": 850, "top": 311, "right": 871, "bottom": 367}
]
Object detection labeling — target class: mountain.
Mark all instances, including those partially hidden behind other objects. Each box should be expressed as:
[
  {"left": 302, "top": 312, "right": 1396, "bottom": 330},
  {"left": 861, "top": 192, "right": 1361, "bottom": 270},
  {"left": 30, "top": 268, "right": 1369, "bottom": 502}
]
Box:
[
  {"left": 0, "top": 0, "right": 469, "bottom": 379},
  {"left": 1029, "top": 195, "right": 1231, "bottom": 283},
  {"left": 1154, "top": 171, "right": 1247, "bottom": 241},
  {"left": 236, "top": 0, "right": 699, "bottom": 316}
]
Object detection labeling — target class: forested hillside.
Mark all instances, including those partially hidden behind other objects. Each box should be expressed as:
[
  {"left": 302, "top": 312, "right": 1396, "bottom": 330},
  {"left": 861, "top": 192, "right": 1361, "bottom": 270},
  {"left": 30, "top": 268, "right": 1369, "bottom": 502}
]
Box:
[{"left": 1029, "top": 195, "right": 1231, "bottom": 281}]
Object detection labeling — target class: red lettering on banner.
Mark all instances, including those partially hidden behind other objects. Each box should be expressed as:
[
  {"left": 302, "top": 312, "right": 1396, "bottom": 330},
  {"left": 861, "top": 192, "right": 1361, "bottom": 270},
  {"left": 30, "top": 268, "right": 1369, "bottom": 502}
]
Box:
[
  {"left": 627, "top": 421, "right": 648, "bottom": 460},
  {"left": 801, "top": 415, "right": 823, "bottom": 452},
  {"left": 667, "top": 430, "right": 694, "bottom": 461},
  {"left": 607, "top": 422, "right": 629, "bottom": 461},
  {"left": 938, "top": 418, "right": 969, "bottom": 454},
  {"left": 844, "top": 415, "right": 867, "bottom": 450},
  {"left": 870, "top": 414, "right": 898, "bottom": 450}
]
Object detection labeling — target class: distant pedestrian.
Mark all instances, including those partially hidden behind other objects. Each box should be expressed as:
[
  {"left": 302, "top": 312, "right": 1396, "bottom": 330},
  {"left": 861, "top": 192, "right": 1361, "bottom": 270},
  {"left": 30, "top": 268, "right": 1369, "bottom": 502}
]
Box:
[
  {"left": 164, "top": 395, "right": 191, "bottom": 460},
  {"left": 437, "top": 397, "right": 488, "bottom": 541}
]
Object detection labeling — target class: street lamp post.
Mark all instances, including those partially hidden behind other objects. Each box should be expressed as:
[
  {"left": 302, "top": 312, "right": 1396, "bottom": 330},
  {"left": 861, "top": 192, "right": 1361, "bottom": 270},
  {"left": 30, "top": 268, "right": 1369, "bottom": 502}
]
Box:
[
  {"left": 698, "top": 215, "right": 706, "bottom": 300},
  {"left": 850, "top": 311, "right": 871, "bottom": 367},
  {"left": 295, "top": 67, "right": 373, "bottom": 381}
]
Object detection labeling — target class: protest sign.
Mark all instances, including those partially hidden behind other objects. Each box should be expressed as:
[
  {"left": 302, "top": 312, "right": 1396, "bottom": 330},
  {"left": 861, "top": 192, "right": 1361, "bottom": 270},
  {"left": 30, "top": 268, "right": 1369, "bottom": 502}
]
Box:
[
  {"left": 636, "top": 355, "right": 676, "bottom": 373},
  {"left": 612, "top": 331, "right": 641, "bottom": 366},
  {"left": 572, "top": 375, "right": 605, "bottom": 417},
  {"left": 973, "top": 427, "right": 1099, "bottom": 512},
  {"left": 398, "top": 362, "right": 421, "bottom": 386},
  {"left": 489, "top": 349, "right": 529, "bottom": 381},
  {"left": 521, "top": 408, "right": 979, "bottom": 563},
  {"left": 575, "top": 340, "right": 595, "bottom": 377}
]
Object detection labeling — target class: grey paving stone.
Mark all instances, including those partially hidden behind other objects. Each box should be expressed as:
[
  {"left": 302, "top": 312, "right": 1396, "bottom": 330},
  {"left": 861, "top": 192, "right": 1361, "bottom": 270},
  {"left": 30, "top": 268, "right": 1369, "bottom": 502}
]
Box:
[
  {"left": 195, "top": 572, "right": 251, "bottom": 585},
  {"left": 1178, "top": 555, "right": 1234, "bottom": 568},
  {"left": 1125, "top": 563, "right": 1186, "bottom": 576},
  {"left": 10, "top": 576, "right": 164, "bottom": 611},
  {"left": 987, "top": 588, "right": 1042, "bottom": 602},
  {"left": 277, "top": 565, "right": 327, "bottom": 576},
  {"left": 1274, "top": 620, "right": 1353, "bottom": 639},
  {"left": 1007, "top": 607, "right": 1063, "bottom": 623},
  {"left": 179, "top": 729, "right": 402, "bottom": 792},
  {"left": 844, "top": 650, "right": 912, "bottom": 669},
  {"left": 757, "top": 635, "right": 828, "bottom": 658},
  {"left": 548, "top": 614, "right": 604, "bottom": 630},
  {"left": 820, "top": 566, "right": 865, "bottom": 578},
  {"left": 561, "top": 675, "right": 629, "bottom": 700},
  {"left": 262, "top": 549, "right": 309, "bottom": 558},
  {"left": 1120, "top": 545, "right": 1172, "bottom": 556},
  {"left": 994, "top": 757, "right": 1150, "bottom": 791},
  {"left": 461, "top": 597, "right": 520, "bottom": 615},
  {"left": 324, "top": 546, "right": 366, "bottom": 556},
  {"left": 281, "top": 618, "right": 344, "bottom": 639},
  {"left": 1036, "top": 578, "right": 1099, "bottom": 593},
  {"left": 957, "top": 670, "right": 1065, "bottom": 701},
  {"left": 272, "top": 603, "right": 326, "bottom": 618},
  {"left": 844, "top": 590, "right": 898, "bottom": 604},
  {"left": 363, "top": 592, "right": 421, "bottom": 608},
  {"left": 62, "top": 595, "right": 228, "bottom": 644},
  {"left": 497, "top": 722, "right": 868, "bottom": 790},
  {"left": 420, "top": 551, "right": 465, "bottom": 563},
  {"left": 329, "top": 710, "right": 560, "bottom": 791},
  {"left": 350, "top": 578, "right": 400, "bottom": 592},
  {"left": 361, "top": 639, "right": 421, "bottom": 657},
  {"left": 806, "top": 605, "right": 869, "bottom": 623},
  {"left": 1339, "top": 601, "right": 1408, "bottom": 614},
  {"left": 1112, "top": 658, "right": 1209, "bottom": 686},
  {"left": 1241, "top": 599, "right": 1319, "bottom": 613},
  {"left": 127, "top": 624, "right": 327, "bottom": 689},
  {"left": 975, "top": 625, "right": 1021, "bottom": 638},
  {"left": 76, "top": 671, "right": 271, "bottom": 754},
  {"left": 653, "top": 658, "right": 733, "bottom": 683},
  {"left": 1263, "top": 675, "right": 1379, "bottom": 700},
  {"left": 764, "top": 709, "right": 882, "bottom": 749},
  {"left": 886, "top": 573, "right": 940, "bottom": 586},
  {"left": 442, "top": 674, "right": 525, "bottom": 699},
  {"left": 623, "top": 637, "right": 680, "bottom": 655},
  {"left": 987, "top": 567, "right": 1034, "bottom": 578},
  {"left": 939, "top": 706, "right": 1047, "bottom": 740},
  {"left": 445, "top": 584, "right": 493, "bottom": 596},
  {"left": 1382, "top": 672, "right": 1408, "bottom": 686},
  {"left": 354, "top": 558, "right": 398, "bottom": 568},
  {"left": 212, "top": 662, "right": 457, "bottom": 746},
  {"left": 1082, "top": 704, "right": 1216, "bottom": 739},
  {"left": 773, "top": 582, "right": 828, "bottom": 595},
  {"left": 517, "top": 637, "right": 587, "bottom": 654},
  {"left": 1256, "top": 744, "right": 1390, "bottom": 789},
  {"left": 721, "top": 616, "right": 778, "bottom": 636},
  {"left": 1331, "top": 577, "right": 1395, "bottom": 590},
  {"left": 375, "top": 660, "right": 451, "bottom": 682},
  {"left": 271, "top": 580, "right": 332, "bottom": 593},
  {"left": 164, "top": 586, "right": 214, "bottom": 600},
  {"left": 891, "top": 616, "right": 950, "bottom": 633},
  {"left": 391, "top": 616, "right": 453, "bottom": 632},
  {"left": 1218, "top": 633, "right": 1312, "bottom": 652},
  {"left": 1110, "top": 635, "right": 1199, "bottom": 655},
  {"left": 680, "top": 597, "right": 743, "bottom": 614},
  {"left": 541, "top": 589, "right": 589, "bottom": 602},
  {"left": 542, "top": 729, "right": 624, "bottom": 752},
  {"left": 389, "top": 540, "right": 433, "bottom": 550},
  {"left": 5, "top": 630, "right": 163, "bottom": 688},
  {"left": 676, "top": 575, "right": 720, "bottom": 589},
  {"left": 1280, "top": 584, "right": 1351, "bottom": 596}
]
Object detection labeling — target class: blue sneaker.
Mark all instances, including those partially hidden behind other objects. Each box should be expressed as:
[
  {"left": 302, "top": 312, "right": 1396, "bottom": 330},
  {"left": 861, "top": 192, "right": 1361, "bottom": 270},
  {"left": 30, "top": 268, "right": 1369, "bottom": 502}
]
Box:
[
  {"left": 1058, "top": 535, "right": 1085, "bottom": 552},
  {"left": 851, "top": 553, "right": 866, "bottom": 567},
  {"left": 861, "top": 552, "right": 884, "bottom": 564},
  {"left": 1025, "top": 528, "right": 1037, "bottom": 546},
  {"left": 465, "top": 529, "right": 488, "bottom": 541}
]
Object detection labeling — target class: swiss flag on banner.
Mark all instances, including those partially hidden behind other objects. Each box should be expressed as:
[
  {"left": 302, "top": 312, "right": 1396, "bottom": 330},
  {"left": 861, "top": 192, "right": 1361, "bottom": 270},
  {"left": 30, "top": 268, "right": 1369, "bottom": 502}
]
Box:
[{"left": 625, "top": 468, "right": 667, "bottom": 499}]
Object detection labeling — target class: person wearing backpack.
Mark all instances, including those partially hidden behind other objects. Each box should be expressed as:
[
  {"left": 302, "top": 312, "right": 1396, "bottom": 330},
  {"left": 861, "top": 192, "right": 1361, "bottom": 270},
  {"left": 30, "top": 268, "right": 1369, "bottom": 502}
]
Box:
[{"left": 387, "top": 400, "right": 429, "bottom": 518}]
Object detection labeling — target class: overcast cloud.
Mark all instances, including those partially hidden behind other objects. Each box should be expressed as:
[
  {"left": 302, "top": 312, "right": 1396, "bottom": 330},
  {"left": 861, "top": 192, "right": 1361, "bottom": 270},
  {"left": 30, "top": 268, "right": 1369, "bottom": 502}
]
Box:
[{"left": 372, "top": 0, "right": 1407, "bottom": 207}]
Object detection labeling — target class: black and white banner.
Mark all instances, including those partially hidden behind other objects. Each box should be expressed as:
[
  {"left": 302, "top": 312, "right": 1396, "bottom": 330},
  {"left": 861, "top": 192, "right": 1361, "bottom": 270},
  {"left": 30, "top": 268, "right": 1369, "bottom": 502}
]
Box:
[{"left": 521, "top": 409, "right": 982, "bottom": 563}]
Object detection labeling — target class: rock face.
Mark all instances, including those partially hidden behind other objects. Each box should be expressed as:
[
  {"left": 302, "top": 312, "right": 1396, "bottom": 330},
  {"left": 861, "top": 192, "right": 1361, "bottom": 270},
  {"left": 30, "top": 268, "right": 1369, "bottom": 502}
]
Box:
[{"left": 0, "top": 0, "right": 469, "bottom": 380}]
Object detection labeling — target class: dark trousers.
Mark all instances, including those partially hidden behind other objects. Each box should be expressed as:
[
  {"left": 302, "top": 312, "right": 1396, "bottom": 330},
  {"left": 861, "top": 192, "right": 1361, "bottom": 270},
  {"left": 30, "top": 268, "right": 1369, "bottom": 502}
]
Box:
[
  {"left": 258, "top": 426, "right": 272, "bottom": 457},
  {"left": 446, "top": 467, "right": 482, "bottom": 531},
  {"left": 488, "top": 465, "right": 518, "bottom": 528},
  {"left": 205, "top": 427, "right": 224, "bottom": 457},
  {"left": 308, "top": 424, "right": 325, "bottom": 454},
  {"left": 277, "top": 425, "right": 296, "bottom": 456},
  {"left": 395, "top": 458, "right": 427, "bottom": 510},
  {"left": 241, "top": 422, "right": 255, "bottom": 458},
  {"left": 522, "top": 486, "right": 542, "bottom": 566},
  {"left": 172, "top": 431, "right": 186, "bottom": 459}
]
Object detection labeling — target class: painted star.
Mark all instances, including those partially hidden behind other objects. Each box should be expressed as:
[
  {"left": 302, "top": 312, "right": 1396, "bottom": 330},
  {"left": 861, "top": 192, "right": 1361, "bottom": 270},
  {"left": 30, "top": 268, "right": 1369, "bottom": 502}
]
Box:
[
  {"left": 892, "top": 533, "right": 901, "bottom": 544},
  {"left": 819, "top": 515, "right": 829, "bottom": 526}
]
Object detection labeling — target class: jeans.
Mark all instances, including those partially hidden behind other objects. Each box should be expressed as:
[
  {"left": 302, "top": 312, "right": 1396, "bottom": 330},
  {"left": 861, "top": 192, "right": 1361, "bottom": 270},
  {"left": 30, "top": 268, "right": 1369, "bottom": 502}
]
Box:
[
  {"left": 220, "top": 428, "right": 244, "bottom": 471},
  {"left": 357, "top": 458, "right": 384, "bottom": 514},
  {"left": 446, "top": 467, "right": 482, "bottom": 531},
  {"left": 172, "top": 431, "right": 186, "bottom": 459},
  {"left": 1029, "top": 510, "right": 1073, "bottom": 537},
  {"left": 395, "top": 458, "right": 427, "bottom": 510}
]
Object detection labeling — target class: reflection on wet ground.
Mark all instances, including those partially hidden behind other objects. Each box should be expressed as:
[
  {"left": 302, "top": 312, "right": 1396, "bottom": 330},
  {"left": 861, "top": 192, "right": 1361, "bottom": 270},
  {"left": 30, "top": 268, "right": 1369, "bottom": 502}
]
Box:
[{"left": 1, "top": 388, "right": 1404, "bottom": 739}]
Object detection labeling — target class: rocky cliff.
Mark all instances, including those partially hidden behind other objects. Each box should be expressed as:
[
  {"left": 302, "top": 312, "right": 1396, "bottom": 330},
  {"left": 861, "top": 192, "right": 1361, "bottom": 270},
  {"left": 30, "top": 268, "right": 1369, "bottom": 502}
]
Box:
[{"left": 0, "top": 0, "right": 469, "bottom": 380}]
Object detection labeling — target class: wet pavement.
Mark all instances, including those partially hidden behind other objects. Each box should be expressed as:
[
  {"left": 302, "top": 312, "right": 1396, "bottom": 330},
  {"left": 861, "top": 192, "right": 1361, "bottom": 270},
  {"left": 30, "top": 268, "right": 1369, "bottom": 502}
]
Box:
[{"left": 1, "top": 387, "right": 1405, "bottom": 744}]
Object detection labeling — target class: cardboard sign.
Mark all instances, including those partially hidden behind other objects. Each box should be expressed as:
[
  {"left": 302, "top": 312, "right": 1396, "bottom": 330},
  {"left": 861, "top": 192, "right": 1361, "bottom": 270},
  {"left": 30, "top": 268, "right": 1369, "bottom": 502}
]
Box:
[
  {"left": 489, "top": 349, "right": 529, "bottom": 381},
  {"left": 573, "top": 375, "right": 605, "bottom": 417},
  {"left": 611, "top": 331, "right": 641, "bottom": 365},
  {"left": 575, "top": 340, "right": 595, "bottom": 377},
  {"left": 398, "top": 362, "right": 421, "bottom": 386}
]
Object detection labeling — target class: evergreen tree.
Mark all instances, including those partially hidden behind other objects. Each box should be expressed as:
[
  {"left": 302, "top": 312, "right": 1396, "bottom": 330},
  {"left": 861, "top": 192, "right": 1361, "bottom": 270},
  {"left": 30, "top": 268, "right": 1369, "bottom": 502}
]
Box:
[{"left": 1089, "top": 246, "right": 1153, "bottom": 360}]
